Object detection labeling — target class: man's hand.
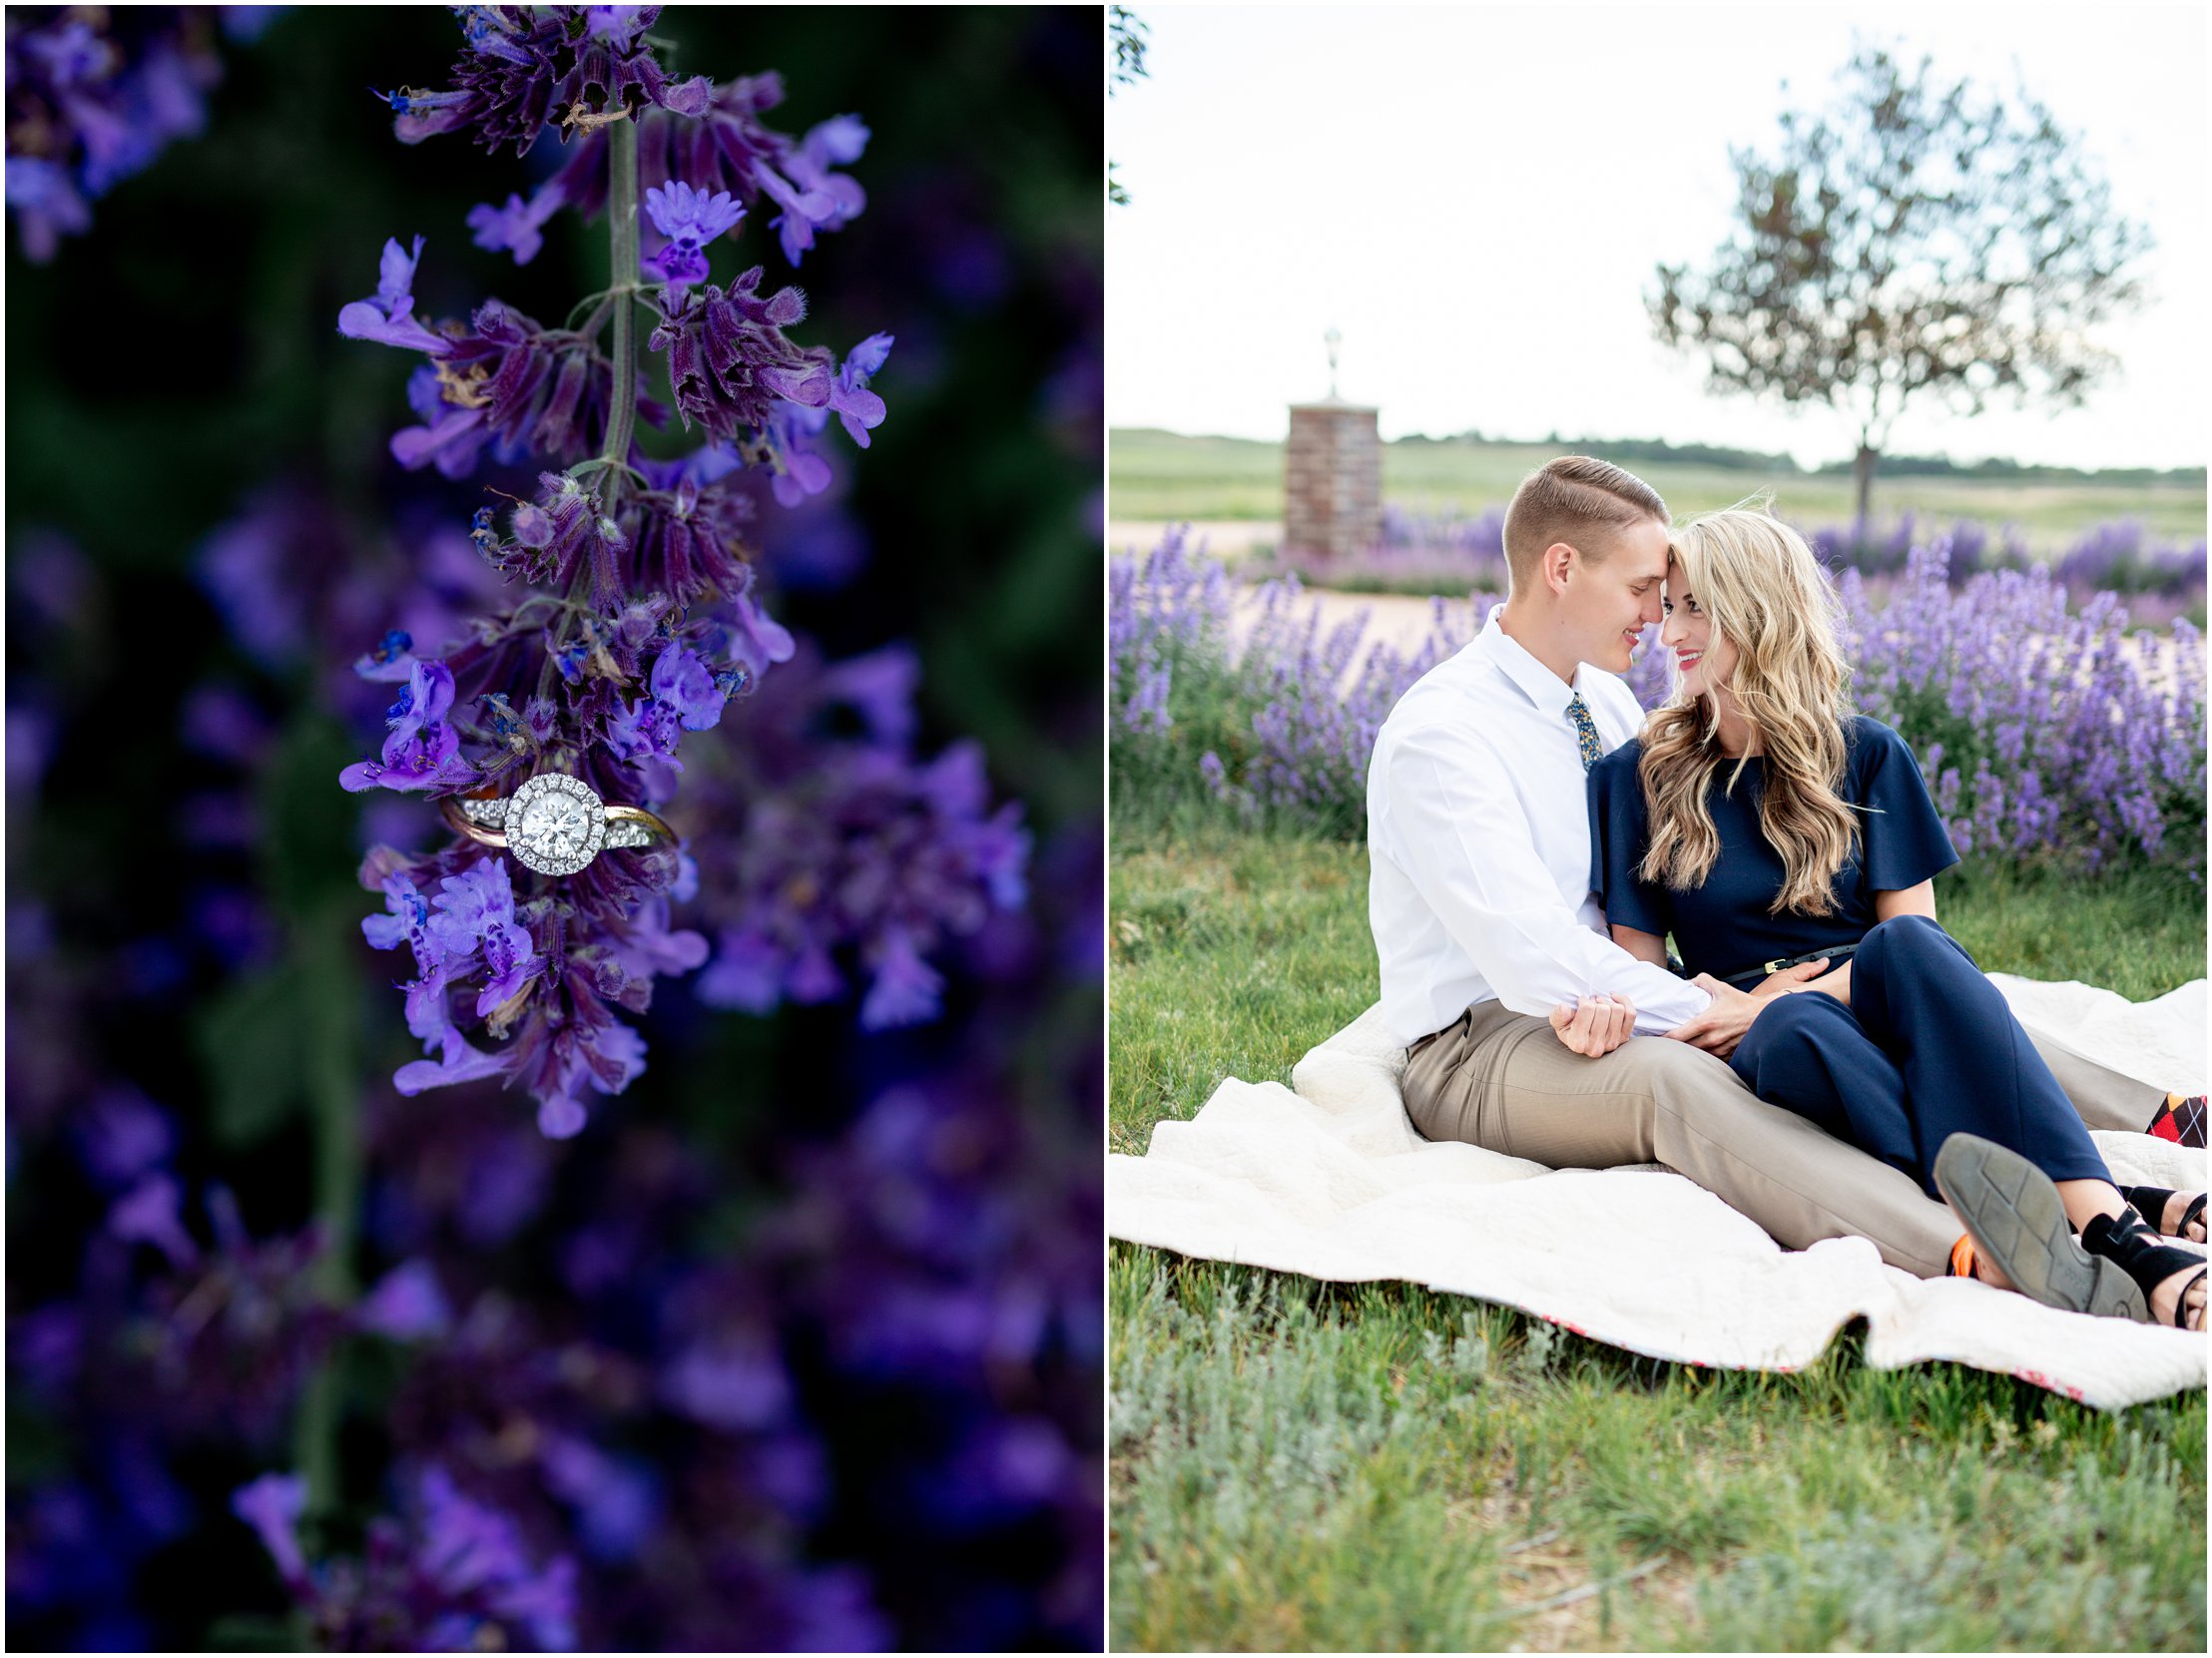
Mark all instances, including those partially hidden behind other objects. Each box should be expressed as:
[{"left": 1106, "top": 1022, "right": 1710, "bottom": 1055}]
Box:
[
  {"left": 1662, "top": 973, "right": 1785, "bottom": 1059},
  {"left": 1751, "top": 958, "right": 1829, "bottom": 998},
  {"left": 1548, "top": 993, "right": 1636, "bottom": 1058}
]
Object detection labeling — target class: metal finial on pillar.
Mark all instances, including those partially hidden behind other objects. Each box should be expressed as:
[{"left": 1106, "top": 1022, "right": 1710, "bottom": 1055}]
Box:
[{"left": 1324, "top": 325, "right": 1341, "bottom": 401}]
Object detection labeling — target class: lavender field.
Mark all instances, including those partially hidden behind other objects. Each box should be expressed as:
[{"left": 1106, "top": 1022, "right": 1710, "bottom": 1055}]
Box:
[
  {"left": 1234, "top": 506, "right": 2208, "bottom": 632},
  {"left": 1112, "top": 525, "right": 2206, "bottom": 875}
]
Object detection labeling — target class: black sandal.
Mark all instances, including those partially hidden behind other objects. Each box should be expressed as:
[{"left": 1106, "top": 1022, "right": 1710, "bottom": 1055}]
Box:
[
  {"left": 2118, "top": 1185, "right": 2207, "bottom": 1243},
  {"left": 2081, "top": 1208, "right": 2209, "bottom": 1331}
]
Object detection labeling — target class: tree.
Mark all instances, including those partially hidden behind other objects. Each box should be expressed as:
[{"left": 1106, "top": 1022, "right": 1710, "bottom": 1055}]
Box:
[
  {"left": 1650, "top": 46, "right": 2150, "bottom": 528},
  {"left": 1107, "top": 6, "right": 1149, "bottom": 207}
]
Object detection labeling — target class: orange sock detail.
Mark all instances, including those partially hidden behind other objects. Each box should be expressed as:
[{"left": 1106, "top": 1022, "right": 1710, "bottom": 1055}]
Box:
[{"left": 1948, "top": 1234, "right": 1979, "bottom": 1281}]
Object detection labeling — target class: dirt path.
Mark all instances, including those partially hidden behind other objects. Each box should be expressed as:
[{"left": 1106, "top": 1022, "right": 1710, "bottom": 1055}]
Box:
[
  {"left": 1110, "top": 519, "right": 1280, "bottom": 561},
  {"left": 1228, "top": 585, "right": 1473, "bottom": 663}
]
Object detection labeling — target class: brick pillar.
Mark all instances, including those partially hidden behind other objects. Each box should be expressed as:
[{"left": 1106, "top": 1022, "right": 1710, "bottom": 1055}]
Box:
[{"left": 1283, "top": 402, "right": 1381, "bottom": 569}]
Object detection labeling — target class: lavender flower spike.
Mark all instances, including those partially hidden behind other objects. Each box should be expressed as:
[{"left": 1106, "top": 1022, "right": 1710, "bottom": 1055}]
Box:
[
  {"left": 336, "top": 235, "right": 450, "bottom": 354},
  {"left": 335, "top": 21, "right": 896, "bottom": 1139}
]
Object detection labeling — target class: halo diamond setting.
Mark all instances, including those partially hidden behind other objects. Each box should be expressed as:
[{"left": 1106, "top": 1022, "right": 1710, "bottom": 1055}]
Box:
[{"left": 505, "top": 773, "right": 608, "bottom": 876}]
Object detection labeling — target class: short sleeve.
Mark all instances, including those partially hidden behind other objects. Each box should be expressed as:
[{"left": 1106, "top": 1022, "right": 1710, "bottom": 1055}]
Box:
[
  {"left": 1853, "top": 719, "right": 1960, "bottom": 890},
  {"left": 1587, "top": 745, "right": 1673, "bottom": 937}
]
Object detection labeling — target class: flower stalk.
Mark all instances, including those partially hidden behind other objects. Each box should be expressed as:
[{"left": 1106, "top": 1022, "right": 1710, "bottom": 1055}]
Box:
[
  {"left": 294, "top": 893, "right": 363, "bottom": 1530},
  {"left": 601, "top": 113, "right": 642, "bottom": 474}
]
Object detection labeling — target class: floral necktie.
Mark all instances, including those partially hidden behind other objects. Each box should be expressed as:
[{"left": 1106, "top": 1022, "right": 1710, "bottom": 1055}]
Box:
[{"left": 1566, "top": 693, "right": 1602, "bottom": 773}]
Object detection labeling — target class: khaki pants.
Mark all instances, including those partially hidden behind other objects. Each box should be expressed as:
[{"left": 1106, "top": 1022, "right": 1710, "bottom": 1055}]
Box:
[{"left": 1400, "top": 1002, "right": 2163, "bottom": 1278}]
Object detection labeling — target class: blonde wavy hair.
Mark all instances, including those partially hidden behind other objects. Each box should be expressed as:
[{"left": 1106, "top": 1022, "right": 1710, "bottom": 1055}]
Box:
[{"left": 1637, "top": 504, "right": 1860, "bottom": 916}]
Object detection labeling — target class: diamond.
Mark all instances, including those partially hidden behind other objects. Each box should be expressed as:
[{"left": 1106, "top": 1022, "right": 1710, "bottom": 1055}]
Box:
[{"left": 505, "top": 772, "right": 607, "bottom": 876}]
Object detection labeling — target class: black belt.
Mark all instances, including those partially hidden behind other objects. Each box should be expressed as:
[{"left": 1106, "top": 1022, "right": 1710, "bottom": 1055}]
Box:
[{"left": 1720, "top": 942, "right": 1858, "bottom": 992}]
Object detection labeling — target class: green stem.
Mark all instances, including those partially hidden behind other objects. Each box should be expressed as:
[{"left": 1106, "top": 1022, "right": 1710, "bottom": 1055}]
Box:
[
  {"left": 533, "top": 114, "right": 643, "bottom": 711},
  {"left": 601, "top": 114, "right": 641, "bottom": 473},
  {"left": 293, "top": 893, "right": 361, "bottom": 1525}
]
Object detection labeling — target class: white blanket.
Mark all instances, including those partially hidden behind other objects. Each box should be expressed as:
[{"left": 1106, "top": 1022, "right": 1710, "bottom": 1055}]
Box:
[{"left": 1109, "top": 976, "right": 2208, "bottom": 1409}]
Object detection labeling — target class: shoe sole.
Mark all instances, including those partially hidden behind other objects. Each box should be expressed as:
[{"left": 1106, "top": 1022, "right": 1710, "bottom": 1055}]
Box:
[{"left": 1933, "top": 1134, "right": 2148, "bottom": 1322}]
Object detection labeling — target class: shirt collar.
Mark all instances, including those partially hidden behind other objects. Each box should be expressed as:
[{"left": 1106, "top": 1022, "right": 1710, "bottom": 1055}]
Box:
[{"left": 1478, "top": 609, "right": 1587, "bottom": 718}]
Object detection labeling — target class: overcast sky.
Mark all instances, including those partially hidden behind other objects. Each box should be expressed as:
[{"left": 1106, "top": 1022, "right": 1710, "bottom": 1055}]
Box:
[{"left": 1106, "top": 4, "right": 2209, "bottom": 470}]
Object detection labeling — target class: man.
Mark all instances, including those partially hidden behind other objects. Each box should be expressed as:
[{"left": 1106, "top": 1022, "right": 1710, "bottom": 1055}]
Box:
[{"left": 1367, "top": 455, "right": 2189, "bottom": 1277}]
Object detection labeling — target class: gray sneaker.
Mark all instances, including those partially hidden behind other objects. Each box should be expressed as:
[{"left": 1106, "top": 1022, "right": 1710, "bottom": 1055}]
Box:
[{"left": 1932, "top": 1134, "right": 2148, "bottom": 1323}]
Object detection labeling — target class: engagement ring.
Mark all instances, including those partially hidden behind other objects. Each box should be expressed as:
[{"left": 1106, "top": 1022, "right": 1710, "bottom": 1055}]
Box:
[{"left": 440, "top": 772, "right": 675, "bottom": 877}]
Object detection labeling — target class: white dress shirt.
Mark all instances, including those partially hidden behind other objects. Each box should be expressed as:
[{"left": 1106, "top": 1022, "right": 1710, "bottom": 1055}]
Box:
[{"left": 1368, "top": 609, "right": 1714, "bottom": 1045}]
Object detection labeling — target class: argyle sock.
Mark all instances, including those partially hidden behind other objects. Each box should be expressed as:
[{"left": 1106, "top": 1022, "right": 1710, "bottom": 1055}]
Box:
[{"left": 2146, "top": 1093, "right": 2207, "bottom": 1150}]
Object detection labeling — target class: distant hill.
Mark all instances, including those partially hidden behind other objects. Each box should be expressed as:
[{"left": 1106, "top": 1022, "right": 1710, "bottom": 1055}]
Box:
[
  {"left": 1388, "top": 431, "right": 2206, "bottom": 488},
  {"left": 1108, "top": 428, "right": 2209, "bottom": 544}
]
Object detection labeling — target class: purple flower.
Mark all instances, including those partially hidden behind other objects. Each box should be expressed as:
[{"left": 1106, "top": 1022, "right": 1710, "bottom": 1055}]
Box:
[
  {"left": 339, "top": 658, "right": 478, "bottom": 794},
  {"left": 764, "top": 403, "right": 836, "bottom": 506},
  {"left": 606, "top": 690, "right": 686, "bottom": 767},
  {"left": 363, "top": 853, "right": 548, "bottom": 1097},
  {"left": 357, "top": 1260, "right": 454, "bottom": 1342},
  {"left": 241, "top": 1462, "right": 578, "bottom": 1650},
  {"left": 466, "top": 181, "right": 565, "bottom": 266},
  {"left": 392, "top": 1027, "right": 517, "bottom": 1098},
  {"left": 540, "top": 1437, "right": 659, "bottom": 1560},
  {"left": 363, "top": 867, "right": 432, "bottom": 956},
  {"left": 5, "top": 156, "right": 92, "bottom": 263},
  {"left": 696, "top": 928, "right": 783, "bottom": 1011},
  {"left": 414, "top": 1466, "right": 578, "bottom": 1650},
  {"left": 528, "top": 1016, "right": 647, "bottom": 1140},
  {"left": 644, "top": 179, "right": 745, "bottom": 247},
  {"left": 642, "top": 178, "right": 744, "bottom": 288},
  {"left": 725, "top": 592, "right": 798, "bottom": 676},
  {"left": 829, "top": 332, "right": 892, "bottom": 448},
  {"left": 388, "top": 3, "right": 702, "bottom": 157},
  {"left": 426, "top": 857, "right": 541, "bottom": 1016},
  {"left": 354, "top": 627, "right": 417, "bottom": 682},
  {"left": 585, "top": 6, "right": 657, "bottom": 46},
  {"left": 336, "top": 235, "right": 450, "bottom": 354},
  {"left": 649, "top": 645, "right": 727, "bottom": 731},
  {"left": 644, "top": 238, "right": 710, "bottom": 287},
  {"left": 647, "top": 267, "right": 832, "bottom": 443},
  {"left": 683, "top": 650, "right": 1029, "bottom": 1027},
  {"left": 4, "top": 9, "right": 236, "bottom": 260},
  {"left": 231, "top": 1472, "right": 309, "bottom": 1585},
  {"left": 859, "top": 928, "right": 944, "bottom": 1029},
  {"left": 72, "top": 1087, "right": 177, "bottom": 1192},
  {"left": 768, "top": 115, "right": 869, "bottom": 265},
  {"left": 109, "top": 1175, "right": 198, "bottom": 1270},
  {"left": 661, "top": 1339, "right": 792, "bottom": 1430}
]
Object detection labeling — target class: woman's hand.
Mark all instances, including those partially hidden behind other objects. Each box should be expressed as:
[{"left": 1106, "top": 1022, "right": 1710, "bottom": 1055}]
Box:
[{"left": 1549, "top": 993, "right": 1636, "bottom": 1058}]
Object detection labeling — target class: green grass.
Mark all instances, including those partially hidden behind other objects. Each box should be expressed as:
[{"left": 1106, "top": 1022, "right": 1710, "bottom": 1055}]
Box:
[
  {"left": 1109, "top": 427, "right": 2212, "bottom": 548},
  {"left": 1110, "top": 820, "right": 2208, "bottom": 1650}
]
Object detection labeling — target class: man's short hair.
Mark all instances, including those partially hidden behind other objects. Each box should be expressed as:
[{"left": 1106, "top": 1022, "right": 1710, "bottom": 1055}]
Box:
[{"left": 1501, "top": 456, "right": 1669, "bottom": 589}]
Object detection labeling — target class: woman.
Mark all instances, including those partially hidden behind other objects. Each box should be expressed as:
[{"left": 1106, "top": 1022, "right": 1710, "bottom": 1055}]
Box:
[{"left": 1586, "top": 506, "right": 2205, "bottom": 1332}]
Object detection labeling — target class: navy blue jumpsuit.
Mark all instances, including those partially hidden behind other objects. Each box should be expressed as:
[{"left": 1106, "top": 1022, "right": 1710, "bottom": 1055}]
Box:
[{"left": 1588, "top": 716, "right": 2110, "bottom": 1198}]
